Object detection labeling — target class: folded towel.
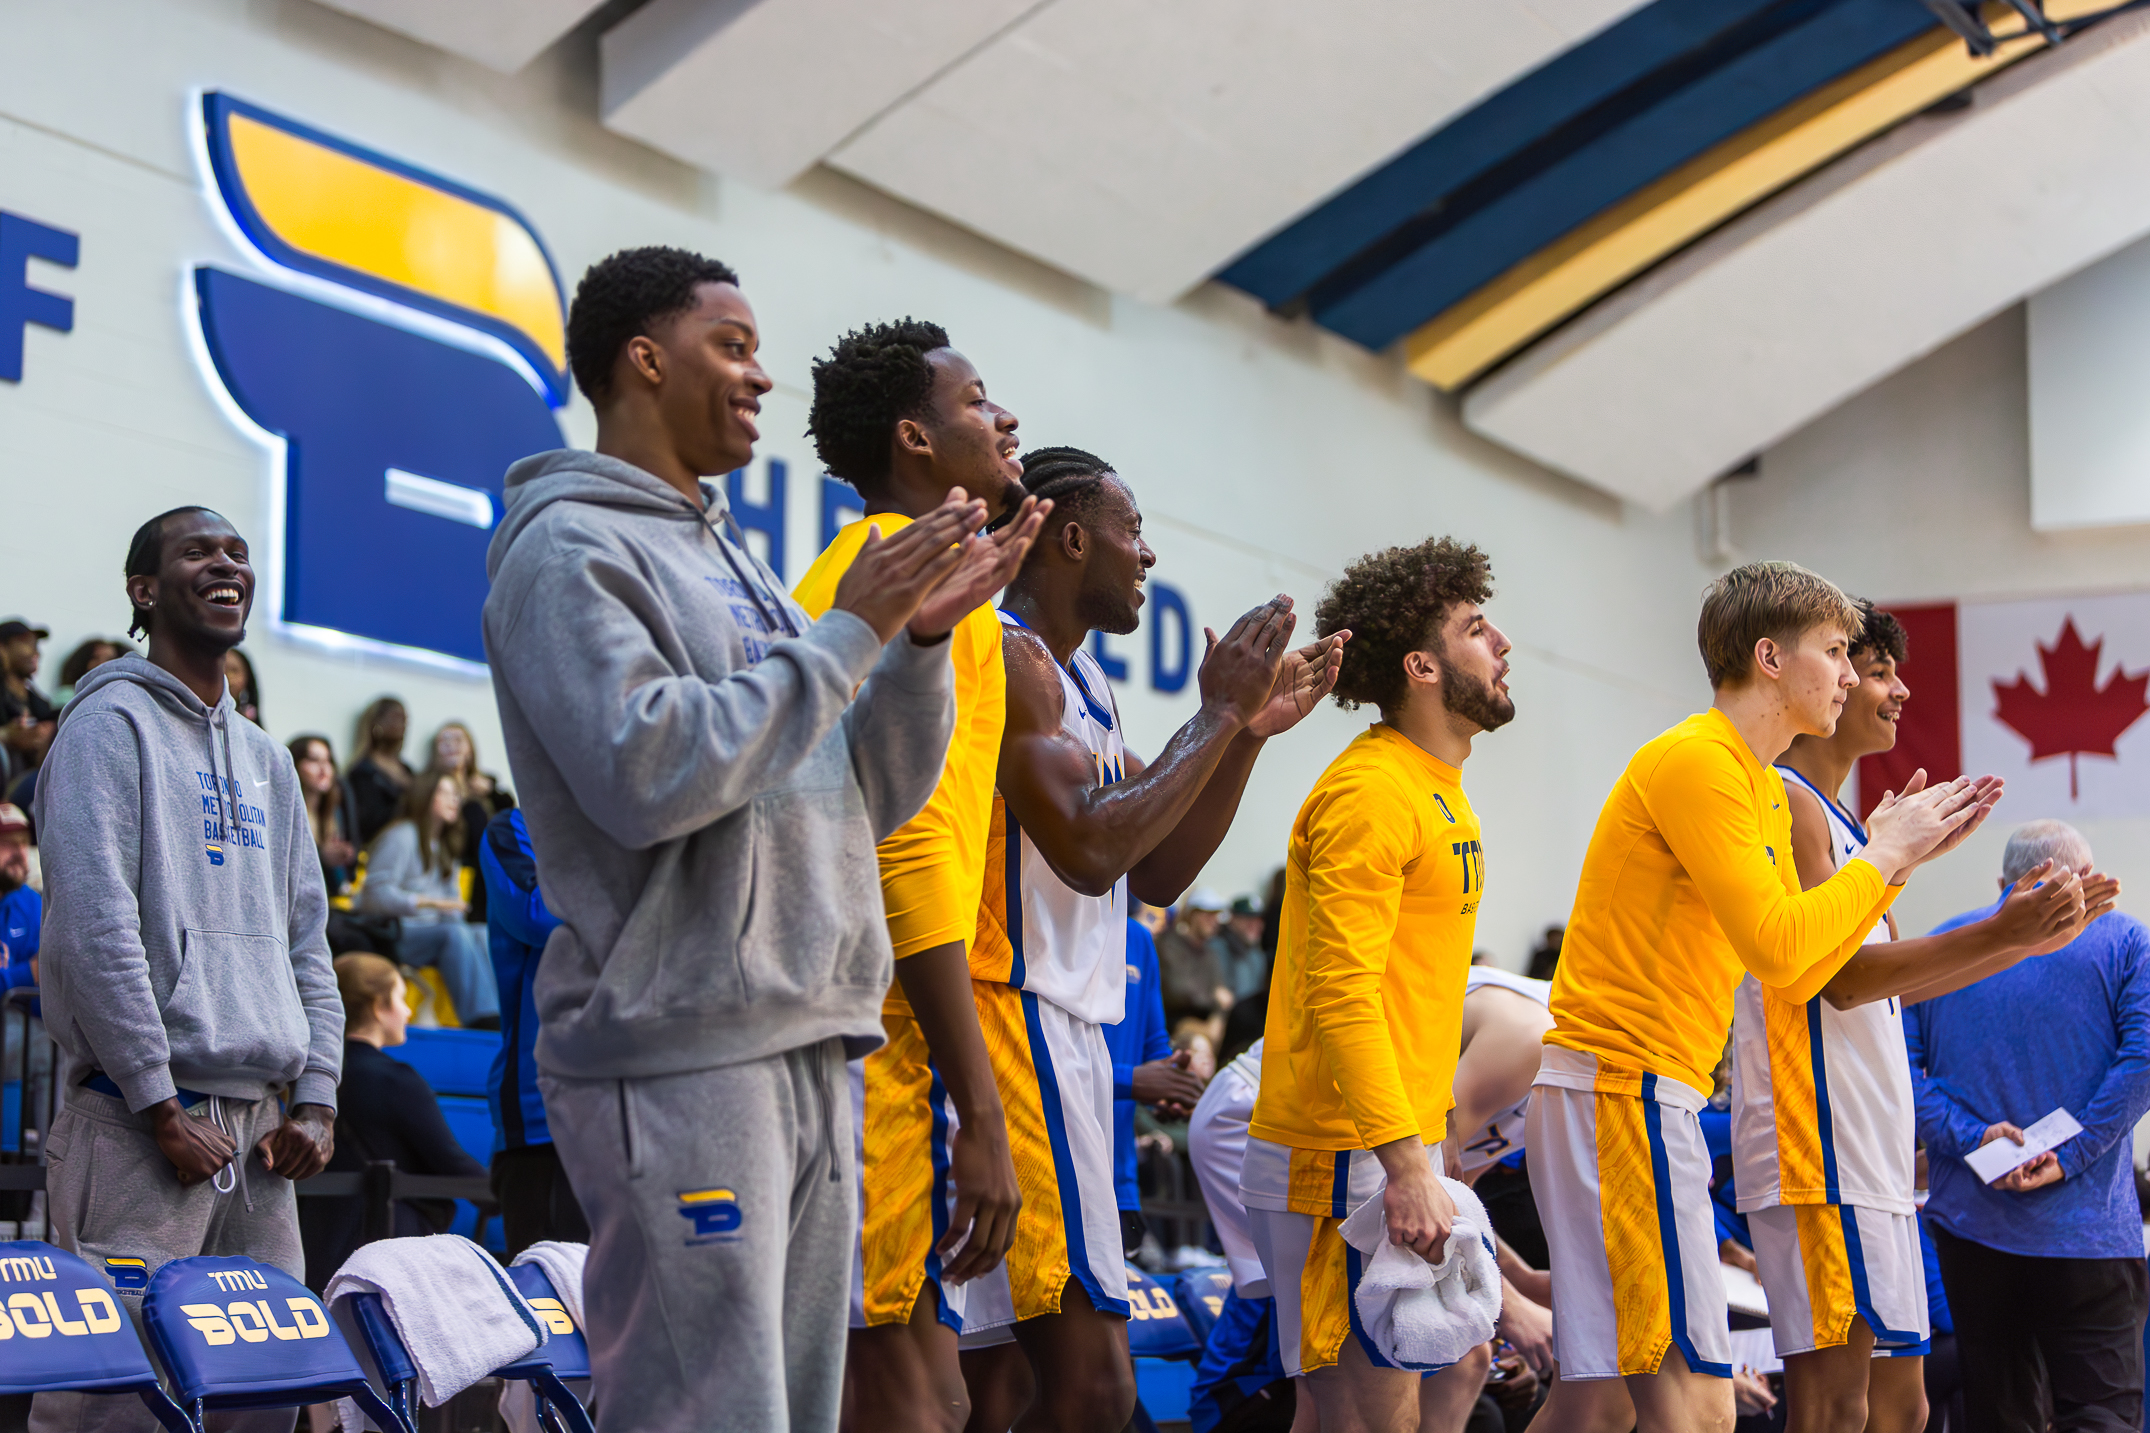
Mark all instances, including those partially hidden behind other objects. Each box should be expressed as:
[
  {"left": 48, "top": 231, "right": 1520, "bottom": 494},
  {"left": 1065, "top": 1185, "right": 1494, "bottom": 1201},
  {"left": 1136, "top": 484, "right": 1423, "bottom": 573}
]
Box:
[
  {"left": 1337, "top": 1175, "right": 1502, "bottom": 1371},
  {"left": 511, "top": 1240, "right": 589, "bottom": 1330},
  {"left": 326, "top": 1234, "right": 546, "bottom": 1420}
]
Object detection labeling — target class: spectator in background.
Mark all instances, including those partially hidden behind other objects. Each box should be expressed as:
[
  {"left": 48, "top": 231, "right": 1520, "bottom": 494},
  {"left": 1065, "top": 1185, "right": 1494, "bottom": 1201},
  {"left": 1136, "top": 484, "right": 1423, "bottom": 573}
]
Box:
[
  {"left": 1158, "top": 887, "right": 1234, "bottom": 1031},
  {"left": 479, "top": 806, "right": 586, "bottom": 1257},
  {"left": 288, "top": 734, "right": 361, "bottom": 900},
  {"left": 33, "top": 507, "right": 341, "bottom": 1432},
  {"left": 0, "top": 619, "right": 56, "bottom": 797},
  {"left": 359, "top": 772, "right": 500, "bottom": 1029},
  {"left": 1108, "top": 908, "right": 1205, "bottom": 1257},
  {"left": 1524, "top": 925, "right": 1562, "bottom": 982},
  {"left": 1906, "top": 820, "right": 2150, "bottom": 1433},
  {"left": 348, "top": 696, "right": 412, "bottom": 845},
  {"left": 223, "top": 647, "right": 261, "bottom": 726},
  {"left": 0, "top": 803, "right": 37, "bottom": 992},
  {"left": 1219, "top": 895, "right": 1268, "bottom": 1000},
  {"left": 54, "top": 637, "right": 130, "bottom": 705},
  {"left": 428, "top": 721, "right": 509, "bottom": 926},
  {"left": 300, "top": 954, "right": 486, "bottom": 1289}
]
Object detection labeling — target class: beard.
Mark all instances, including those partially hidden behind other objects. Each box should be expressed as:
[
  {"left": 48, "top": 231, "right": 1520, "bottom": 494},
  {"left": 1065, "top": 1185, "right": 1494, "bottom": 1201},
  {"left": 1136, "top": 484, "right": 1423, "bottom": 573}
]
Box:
[
  {"left": 1444, "top": 666, "right": 1515, "bottom": 732},
  {"left": 1076, "top": 584, "right": 1141, "bottom": 637}
]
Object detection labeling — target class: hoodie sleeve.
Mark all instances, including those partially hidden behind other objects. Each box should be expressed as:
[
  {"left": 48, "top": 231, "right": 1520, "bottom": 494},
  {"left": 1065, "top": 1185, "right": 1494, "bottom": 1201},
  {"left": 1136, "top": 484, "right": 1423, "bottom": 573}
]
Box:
[
  {"left": 282, "top": 772, "right": 342, "bottom": 1111},
  {"left": 842, "top": 631, "right": 957, "bottom": 844},
  {"left": 35, "top": 710, "right": 172, "bottom": 1110},
  {"left": 490, "top": 536, "right": 889, "bottom": 850},
  {"left": 358, "top": 823, "right": 424, "bottom": 918}
]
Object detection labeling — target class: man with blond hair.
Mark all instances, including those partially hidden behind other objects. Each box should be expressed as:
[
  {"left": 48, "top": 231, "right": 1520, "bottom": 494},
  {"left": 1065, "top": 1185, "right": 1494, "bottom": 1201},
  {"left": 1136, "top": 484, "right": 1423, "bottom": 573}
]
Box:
[{"left": 1526, "top": 562, "right": 2000, "bottom": 1433}]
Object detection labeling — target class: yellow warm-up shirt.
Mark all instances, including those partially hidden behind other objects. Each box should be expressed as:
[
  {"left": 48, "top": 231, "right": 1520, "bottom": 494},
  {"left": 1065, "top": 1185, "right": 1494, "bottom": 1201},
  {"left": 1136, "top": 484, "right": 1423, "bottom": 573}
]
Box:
[
  {"left": 1250, "top": 724, "right": 1483, "bottom": 1152},
  {"left": 1545, "top": 707, "right": 1900, "bottom": 1097},
  {"left": 793, "top": 514, "right": 1005, "bottom": 957}
]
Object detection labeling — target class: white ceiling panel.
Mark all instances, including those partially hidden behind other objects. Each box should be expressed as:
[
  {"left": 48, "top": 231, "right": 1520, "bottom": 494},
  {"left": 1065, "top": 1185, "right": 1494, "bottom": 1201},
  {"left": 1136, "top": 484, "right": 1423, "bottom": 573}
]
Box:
[
  {"left": 822, "top": 0, "right": 1646, "bottom": 304},
  {"left": 1463, "top": 13, "right": 2150, "bottom": 511},
  {"left": 602, "top": 0, "right": 1039, "bottom": 191},
  {"left": 312, "top": 0, "right": 609, "bottom": 72}
]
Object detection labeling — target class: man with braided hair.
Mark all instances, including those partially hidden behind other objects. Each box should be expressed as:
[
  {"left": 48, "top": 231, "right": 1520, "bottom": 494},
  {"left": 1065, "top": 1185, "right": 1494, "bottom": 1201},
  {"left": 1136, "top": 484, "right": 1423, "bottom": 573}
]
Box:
[
  {"left": 961, "top": 447, "right": 1346, "bottom": 1433},
  {"left": 1241, "top": 536, "right": 1514, "bottom": 1433},
  {"left": 790, "top": 319, "right": 1046, "bottom": 1433}
]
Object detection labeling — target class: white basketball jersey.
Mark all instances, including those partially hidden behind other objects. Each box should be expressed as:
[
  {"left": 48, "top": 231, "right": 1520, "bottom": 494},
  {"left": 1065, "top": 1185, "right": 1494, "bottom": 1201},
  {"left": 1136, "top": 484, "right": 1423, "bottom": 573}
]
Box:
[
  {"left": 992, "top": 611, "right": 1129, "bottom": 1025},
  {"left": 1730, "top": 767, "right": 1916, "bottom": 1215},
  {"left": 1457, "top": 967, "right": 1553, "bottom": 1177}
]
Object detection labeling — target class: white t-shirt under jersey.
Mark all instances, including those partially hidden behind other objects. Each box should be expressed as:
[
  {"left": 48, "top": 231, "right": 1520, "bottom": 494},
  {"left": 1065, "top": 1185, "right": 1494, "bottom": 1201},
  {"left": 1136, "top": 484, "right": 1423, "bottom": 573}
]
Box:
[{"left": 1730, "top": 767, "right": 1916, "bottom": 1215}]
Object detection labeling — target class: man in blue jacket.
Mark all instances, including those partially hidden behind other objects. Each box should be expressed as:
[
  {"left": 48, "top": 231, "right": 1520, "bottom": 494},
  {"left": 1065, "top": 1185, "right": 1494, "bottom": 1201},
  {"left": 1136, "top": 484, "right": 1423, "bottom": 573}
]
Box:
[
  {"left": 479, "top": 806, "right": 585, "bottom": 1257},
  {"left": 1906, "top": 820, "right": 2148, "bottom": 1433}
]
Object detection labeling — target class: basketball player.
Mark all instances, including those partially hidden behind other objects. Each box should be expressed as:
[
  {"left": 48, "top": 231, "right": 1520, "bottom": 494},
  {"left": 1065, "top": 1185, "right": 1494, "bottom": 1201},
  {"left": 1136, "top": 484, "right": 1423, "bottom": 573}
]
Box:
[
  {"left": 1527, "top": 562, "right": 2003, "bottom": 1433},
  {"left": 1242, "top": 537, "right": 1515, "bottom": 1433},
  {"left": 1734, "top": 600, "right": 2112, "bottom": 1433},
  {"left": 792, "top": 320, "right": 1047, "bottom": 1433},
  {"left": 966, "top": 446, "right": 1346, "bottom": 1433}
]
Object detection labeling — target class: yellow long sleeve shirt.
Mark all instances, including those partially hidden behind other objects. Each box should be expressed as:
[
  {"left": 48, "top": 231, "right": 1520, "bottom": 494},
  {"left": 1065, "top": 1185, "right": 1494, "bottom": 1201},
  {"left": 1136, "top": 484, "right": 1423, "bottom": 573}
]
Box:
[
  {"left": 793, "top": 514, "right": 1005, "bottom": 957},
  {"left": 1546, "top": 708, "right": 1899, "bottom": 1097},
  {"left": 1250, "top": 724, "right": 1483, "bottom": 1152}
]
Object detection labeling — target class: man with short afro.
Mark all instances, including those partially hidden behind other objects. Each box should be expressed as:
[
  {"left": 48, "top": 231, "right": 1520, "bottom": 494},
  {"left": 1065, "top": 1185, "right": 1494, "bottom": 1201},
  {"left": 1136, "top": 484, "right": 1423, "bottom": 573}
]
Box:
[{"left": 1244, "top": 535, "right": 1516, "bottom": 1431}]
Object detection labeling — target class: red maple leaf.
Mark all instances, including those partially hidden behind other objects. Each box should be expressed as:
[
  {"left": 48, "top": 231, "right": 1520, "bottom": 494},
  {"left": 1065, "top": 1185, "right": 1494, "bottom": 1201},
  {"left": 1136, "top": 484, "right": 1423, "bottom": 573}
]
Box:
[{"left": 1991, "top": 617, "right": 2150, "bottom": 800}]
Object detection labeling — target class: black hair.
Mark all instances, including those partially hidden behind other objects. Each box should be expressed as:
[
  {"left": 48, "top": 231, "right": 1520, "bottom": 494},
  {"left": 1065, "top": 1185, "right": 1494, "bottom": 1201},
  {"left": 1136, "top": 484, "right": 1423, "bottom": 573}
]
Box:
[
  {"left": 1850, "top": 597, "right": 1909, "bottom": 665},
  {"left": 565, "top": 247, "right": 740, "bottom": 403},
  {"left": 1016, "top": 447, "right": 1118, "bottom": 531},
  {"left": 805, "top": 319, "right": 951, "bottom": 494},
  {"left": 1315, "top": 537, "right": 1495, "bottom": 715},
  {"left": 124, "top": 506, "right": 217, "bottom": 639}
]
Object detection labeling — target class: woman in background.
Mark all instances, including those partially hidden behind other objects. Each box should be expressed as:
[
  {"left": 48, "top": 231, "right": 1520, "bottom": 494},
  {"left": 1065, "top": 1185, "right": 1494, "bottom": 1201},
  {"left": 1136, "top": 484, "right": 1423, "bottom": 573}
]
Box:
[
  {"left": 299, "top": 954, "right": 487, "bottom": 1289},
  {"left": 54, "top": 638, "right": 130, "bottom": 704},
  {"left": 427, "top": 721, "right": 507, "bottom": 812},
  {"left": 359, "top": 773, "right": 499, "bottom": 1028},
  {"left": 288, "top": 734, "right": 360, "bottom": 899},
  {"left": 348, "top": 697, "right": 411, "bottom": 845},
  {"left": 222, "top": 648, "right": 261, "bottom": 725}
]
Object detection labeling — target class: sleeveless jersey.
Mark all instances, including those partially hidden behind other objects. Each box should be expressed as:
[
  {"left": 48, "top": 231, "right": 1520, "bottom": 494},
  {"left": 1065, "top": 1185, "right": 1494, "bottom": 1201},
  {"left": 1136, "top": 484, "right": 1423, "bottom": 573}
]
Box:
[
  {"left": 970, "top": 611, "right": 1129, "bottom": 1026},
  {"left": 1730, "top": 767, "right": 1915, "bottom": 1214},
  {"left": 1456, "top": 967, "right": 1552, "bottom": 1177}
]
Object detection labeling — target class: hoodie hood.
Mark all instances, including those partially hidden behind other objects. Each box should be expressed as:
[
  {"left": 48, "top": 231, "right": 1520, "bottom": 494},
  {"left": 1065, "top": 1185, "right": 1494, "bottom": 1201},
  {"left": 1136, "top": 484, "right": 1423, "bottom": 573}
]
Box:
[
  {"left": 58, "top": 654, "right": 227, "bottom": 736},
  {"left": 488, "top": 449, "right": 731, "bottom": 580}
]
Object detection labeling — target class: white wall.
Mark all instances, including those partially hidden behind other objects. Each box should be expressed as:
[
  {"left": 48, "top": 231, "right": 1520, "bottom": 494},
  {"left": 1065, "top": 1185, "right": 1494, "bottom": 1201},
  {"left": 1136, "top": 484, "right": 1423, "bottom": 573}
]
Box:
[
  {"left": 0, "top": 0, "right": 1727, "bottom": 969},
  {"left": 1734, "top": 305, "right": 2150, "bottom": 936}
]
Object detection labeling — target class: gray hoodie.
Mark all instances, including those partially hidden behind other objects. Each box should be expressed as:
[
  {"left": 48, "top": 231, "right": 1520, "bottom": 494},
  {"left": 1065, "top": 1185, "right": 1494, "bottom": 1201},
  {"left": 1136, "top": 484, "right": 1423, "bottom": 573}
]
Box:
[
  {"left": 483, "top": 450, "right": 953, "bottom": 1081},
  {"left": 33, "top": 657, "right": 342, "bottom": 1111}
]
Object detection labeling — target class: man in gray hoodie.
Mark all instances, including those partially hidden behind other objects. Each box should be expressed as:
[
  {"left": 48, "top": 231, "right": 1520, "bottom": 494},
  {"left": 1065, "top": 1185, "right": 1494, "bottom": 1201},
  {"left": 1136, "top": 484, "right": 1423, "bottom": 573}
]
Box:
[
  {"left": 32, "top": 506, "right": 342, "bottom": 1433},
  {"left": 485, "top": 247, "right": 1036, "bottom": 1433}
]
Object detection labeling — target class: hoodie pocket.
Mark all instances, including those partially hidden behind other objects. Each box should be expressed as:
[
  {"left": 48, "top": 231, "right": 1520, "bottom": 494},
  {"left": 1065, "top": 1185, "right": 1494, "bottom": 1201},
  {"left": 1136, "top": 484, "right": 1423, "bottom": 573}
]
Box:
[{"left": 163, "top": 929, "right": 310, "bottom": 1078}]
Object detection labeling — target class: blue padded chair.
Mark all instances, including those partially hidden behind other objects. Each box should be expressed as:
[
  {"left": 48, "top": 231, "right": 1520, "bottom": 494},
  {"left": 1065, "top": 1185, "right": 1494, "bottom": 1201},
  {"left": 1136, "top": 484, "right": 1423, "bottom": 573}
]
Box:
[
  {"left": 0, "top": 1240, "right": 188, "bottom": 1431},
  {"left": 139, "top": 1255, "right": 410, "bottom": 1433},
  {"left": 347, "top": 1262, "right": 593, "bottom": 1433},
  {"left": 1125, "top": 1265, "right": 1201, "bottom": 1359},
  {"left": 1174, "top": 1268, "right": 1234, "bottom": 1345}
]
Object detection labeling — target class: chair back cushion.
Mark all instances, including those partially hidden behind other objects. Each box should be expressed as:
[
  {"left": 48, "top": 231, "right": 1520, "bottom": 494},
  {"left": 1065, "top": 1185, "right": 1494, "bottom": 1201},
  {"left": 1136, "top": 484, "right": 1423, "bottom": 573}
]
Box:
[
  {"left": 1124, "top": 1265, "right": 1200, "bottom": 1359},
  {"left": 0, "top": 1241, "right": 162, "bottom": 1396},
  {"left": 142, "top": 1256, "right": 368, "bottom": 1404},
  {"left": 500, "top": 1264, "right": 590, "bottom": 1380}
]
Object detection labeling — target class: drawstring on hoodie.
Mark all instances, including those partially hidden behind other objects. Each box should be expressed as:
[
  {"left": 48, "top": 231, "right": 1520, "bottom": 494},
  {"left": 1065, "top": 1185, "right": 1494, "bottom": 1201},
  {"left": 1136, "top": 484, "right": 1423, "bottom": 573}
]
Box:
[
  {"left": 206, "top": 1095, "right": 241, "bottom": 1199},
  {"left": 701, "top": 506, "right": 802, "bottom": 641}
]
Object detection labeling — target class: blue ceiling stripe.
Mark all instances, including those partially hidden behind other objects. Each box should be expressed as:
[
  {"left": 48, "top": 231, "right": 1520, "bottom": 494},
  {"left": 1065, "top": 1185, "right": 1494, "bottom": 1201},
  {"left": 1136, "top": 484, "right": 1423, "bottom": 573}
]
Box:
[
  {"left": 1306, "top": 0, "right": 1938, "bottom": 351},
  {"left": 1217, "top": 0, "right": 1795, "bottom": 308}
]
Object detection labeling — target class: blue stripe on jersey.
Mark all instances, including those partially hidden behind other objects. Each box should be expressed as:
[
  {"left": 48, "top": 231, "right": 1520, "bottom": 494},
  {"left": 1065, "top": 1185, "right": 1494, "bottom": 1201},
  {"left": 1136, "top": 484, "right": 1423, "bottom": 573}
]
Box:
[
  {"left": 1839, "top": 1206, "right": 1925, "bottom": 1344},
  {"left": 1004, "top": 808, "right": 1028, "bottom": 988},
  {"left": 1807, "top": 998, "right": 1842, "bottom": 1204},
  {"left": 1330, "top": 1153, "right": 1350, "bottom": 1219},
  {"left": 1021, "top": 992, "right": 1129, "bottom": 1318},
  {"left": 924, "top": 1060, "right": 962, "bottom": 1332},
  {"left": 1643, "top": 1073, "right": 1734, "bottom": 1378},
  {"left": 1775, "top": 764, "right": 1869, "bottom": 845},
  {"left": 1343, "top": 1243, "right": 1401, "bottom": 1369}
]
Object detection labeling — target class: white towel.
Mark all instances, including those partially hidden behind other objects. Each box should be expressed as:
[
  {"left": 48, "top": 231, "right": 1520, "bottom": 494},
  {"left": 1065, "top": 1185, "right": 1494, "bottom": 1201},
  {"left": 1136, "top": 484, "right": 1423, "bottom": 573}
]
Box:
[
  {"left": 325, "top": 1234, "right": 546, "bottom": 1423},
  {"left": 1337, "top": 1175, "right": 1503, "bottom": 1371},
  {"left": 511, "top": 1240, "right": 589, "bottom": 1330}
]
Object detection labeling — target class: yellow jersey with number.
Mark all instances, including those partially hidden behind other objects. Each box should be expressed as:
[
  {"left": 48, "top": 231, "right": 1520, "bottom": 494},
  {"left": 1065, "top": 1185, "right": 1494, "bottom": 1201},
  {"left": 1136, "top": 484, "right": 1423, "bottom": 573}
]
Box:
[
  {"left": 1250, "top": 724, "right": 1482, "bottom": 1152},
  {"left": 793, "top": 513, "right": 1004, "bottom": 956},
  {"left": 1545, "top": 708, "right": 1900, "bottom": 1098}
]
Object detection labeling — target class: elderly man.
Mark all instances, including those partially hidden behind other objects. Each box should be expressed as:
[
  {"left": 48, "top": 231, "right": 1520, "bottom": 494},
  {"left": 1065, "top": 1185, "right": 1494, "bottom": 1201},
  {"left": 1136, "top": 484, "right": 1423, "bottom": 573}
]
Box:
[{"left": 1905, "top": 820, "right": 2144, "bottom": 1433}]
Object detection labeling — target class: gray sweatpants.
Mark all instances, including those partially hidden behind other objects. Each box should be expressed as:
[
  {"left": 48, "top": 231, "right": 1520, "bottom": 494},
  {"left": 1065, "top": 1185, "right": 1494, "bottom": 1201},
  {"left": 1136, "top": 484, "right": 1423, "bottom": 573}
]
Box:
[
  {"left": 541, "top": 1038, "right": 854, "bottom": 1433},
  {"left": 32, "top": 1087, "right": 301, "bottom": 1433}
]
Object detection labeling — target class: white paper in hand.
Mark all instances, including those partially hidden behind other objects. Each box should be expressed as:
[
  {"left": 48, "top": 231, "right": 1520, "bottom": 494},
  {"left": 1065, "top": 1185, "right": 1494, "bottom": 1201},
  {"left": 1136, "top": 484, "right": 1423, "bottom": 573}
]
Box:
[{"left": 1963, "top": 1108, "right": 2083, "bottom": 1184}]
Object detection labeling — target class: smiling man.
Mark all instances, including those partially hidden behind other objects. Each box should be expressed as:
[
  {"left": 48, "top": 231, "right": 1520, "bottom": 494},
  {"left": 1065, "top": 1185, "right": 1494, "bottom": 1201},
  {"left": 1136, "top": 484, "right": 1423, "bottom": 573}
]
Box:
[
  {"left": 484, "top": 249, "right": 1038, "bottom": 1433},
  {"left": 31, "top": 506, "right": 343, "bottom": 1433}
]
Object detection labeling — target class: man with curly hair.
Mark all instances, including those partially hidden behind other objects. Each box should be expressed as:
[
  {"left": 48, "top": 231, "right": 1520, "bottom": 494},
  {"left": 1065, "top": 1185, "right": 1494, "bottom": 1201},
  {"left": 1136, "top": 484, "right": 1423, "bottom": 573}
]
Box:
[
  {"left": 791, "top": 319, "right": 1045, "bottom": 1433},
  {"left": 1528, "top": 563, "right": 2001, "bottom": 1433},
  {"left": 484, "top": 249, "right": 1032, "bottom": 1432},
  {"left": 1242, "top": 535, "right": 1515, "bottom": 1433}
]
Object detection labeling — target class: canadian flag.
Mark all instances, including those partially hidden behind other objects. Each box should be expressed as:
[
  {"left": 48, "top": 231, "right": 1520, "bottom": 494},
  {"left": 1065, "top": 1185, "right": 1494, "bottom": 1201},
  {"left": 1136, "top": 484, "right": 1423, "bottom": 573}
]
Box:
[{"left": 1857, "top": 593, "right": 2150, "bottom": 819}]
